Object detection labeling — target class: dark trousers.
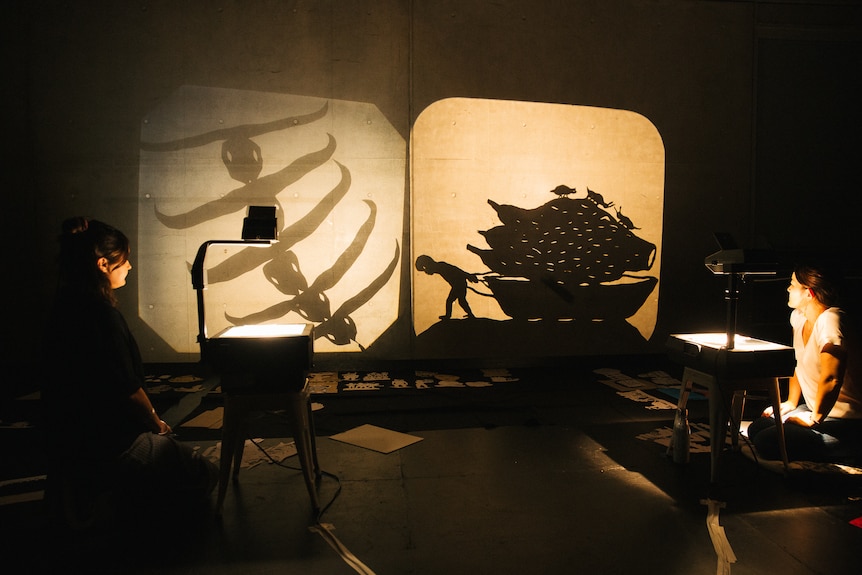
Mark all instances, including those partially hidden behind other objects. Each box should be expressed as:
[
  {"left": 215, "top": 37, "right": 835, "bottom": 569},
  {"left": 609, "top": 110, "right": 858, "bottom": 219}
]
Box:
[
  {"left": 116, "top": 432, "right": 218, "bottom": 495},
  {"left": 748, "top": 406, "right": 862, "bottom": 462}
]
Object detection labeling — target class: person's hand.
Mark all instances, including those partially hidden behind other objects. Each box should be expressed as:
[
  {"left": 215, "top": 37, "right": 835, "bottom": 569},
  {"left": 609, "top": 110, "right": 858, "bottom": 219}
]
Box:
[
  {"left": 762, "top": 401, "right": 796, "bottom": 418},
  {"left": 785, "top": 412, "right": 819, "bottom": 428},
  {"left": 156, "top": 419, "right": 172, "bottom": 435}
]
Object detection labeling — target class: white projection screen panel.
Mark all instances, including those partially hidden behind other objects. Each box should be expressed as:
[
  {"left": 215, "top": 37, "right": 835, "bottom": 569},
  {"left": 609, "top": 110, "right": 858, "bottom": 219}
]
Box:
[
  {"left": 411, "top": 98, "right": 664, "bottom": 358},
  {"left": 138, "top": 86, "right": 405, "bottom": 356}
]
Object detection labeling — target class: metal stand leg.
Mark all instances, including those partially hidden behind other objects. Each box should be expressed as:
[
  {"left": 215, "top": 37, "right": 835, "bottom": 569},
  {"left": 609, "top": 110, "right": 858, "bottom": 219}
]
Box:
[
  {"left": 670, "top": 368, "right": 729, "bottom": 483},
  {"left": 729, "top": 391, "right": 745, "bottom": 451},
  {"left": 673, "top": 368, "right": 790, "bottom": 484},
  {"left": 286, "top": 384, "right": 321, "bottom": 514},
  {"left": 708, "top": 379, "right": 733, "bottom": 484},
  {"left": 216, "top": 395, "right": 243, "bottom": 515},
  {"left": 215, "top": 380, "right": 321, "bottom": 516},
  {"left": 667, "top": 371, "right": 694, "bottom": 456}
]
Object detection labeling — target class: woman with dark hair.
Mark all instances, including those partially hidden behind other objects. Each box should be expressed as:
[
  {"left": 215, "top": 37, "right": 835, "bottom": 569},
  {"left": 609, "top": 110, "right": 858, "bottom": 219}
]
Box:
[
  {"left": 747, "top": 260, "right": 862, "bottom": 462},
  {"left": 44, "top": 217, "right": 216, "bottom": 529}
]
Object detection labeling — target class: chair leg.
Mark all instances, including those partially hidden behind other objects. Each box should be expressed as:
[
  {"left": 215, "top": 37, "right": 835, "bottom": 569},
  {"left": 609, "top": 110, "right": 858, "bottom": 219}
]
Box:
[{"left": 767, "top": 378, "right": 790, "bottom": 473}]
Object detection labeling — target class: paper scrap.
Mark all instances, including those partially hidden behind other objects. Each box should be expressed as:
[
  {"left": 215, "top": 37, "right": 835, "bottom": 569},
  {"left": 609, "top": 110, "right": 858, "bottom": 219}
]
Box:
[
  {"left": 465, "top": 380, "right": 494, "bottom": 388},
  {"left": 481, "top": 368, "right": 516, "bottom": 380},
  {"left": 181, "top": 407, "right": 224, "bottom": 429},
  {"left": 329, "top": 424, "right": 423, "bottom": 454},
  {"left": 308, "top": 372, "right": 340, "bottom": 394},
  {"left": 202, "top": 439, "right": 297, "bottom": 469},
  {"left": 617, "top": 389, "right": 677, "bottom": 410},
  {"left": 175, "top": 384, "right": 206, "bottom": 393},
  {"left": 169, "top": 374, "right": 203, "bottom": 384}
]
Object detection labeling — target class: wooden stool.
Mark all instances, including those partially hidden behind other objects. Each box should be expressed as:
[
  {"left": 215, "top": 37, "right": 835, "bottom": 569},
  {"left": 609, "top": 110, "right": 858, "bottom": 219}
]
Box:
[{"left": 216, "top": 377, "right": 320, "bottom": 515}]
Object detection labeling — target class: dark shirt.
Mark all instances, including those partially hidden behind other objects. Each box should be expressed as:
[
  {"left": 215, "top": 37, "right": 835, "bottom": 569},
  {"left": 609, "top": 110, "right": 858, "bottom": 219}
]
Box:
[{"left": 44, "top": 293, "right": 149, "bottom": 461}]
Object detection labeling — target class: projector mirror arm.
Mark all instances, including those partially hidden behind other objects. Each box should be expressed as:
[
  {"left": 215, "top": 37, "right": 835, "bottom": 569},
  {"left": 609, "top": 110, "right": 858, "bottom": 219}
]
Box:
[{"left": 190, "top": 239, "right": 274, "bottom": 346}]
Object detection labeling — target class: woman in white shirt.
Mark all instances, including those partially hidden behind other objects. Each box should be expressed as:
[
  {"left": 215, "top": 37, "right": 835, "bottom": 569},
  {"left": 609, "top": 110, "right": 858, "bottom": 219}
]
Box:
[{"left": 748, "top": 261, "right": 862, "bottom": 462}]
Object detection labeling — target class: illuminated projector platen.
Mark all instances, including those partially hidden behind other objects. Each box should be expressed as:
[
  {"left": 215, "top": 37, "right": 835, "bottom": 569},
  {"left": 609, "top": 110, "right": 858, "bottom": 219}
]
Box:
[
  {"left": 670, "top": 333, "right": 789, "bottom": 352},
  {"left": 666, "top": 332, "right": 795, "bottom": 379},
  {"left": 215, "top": 324, "right": 309, "bottom": 338}
]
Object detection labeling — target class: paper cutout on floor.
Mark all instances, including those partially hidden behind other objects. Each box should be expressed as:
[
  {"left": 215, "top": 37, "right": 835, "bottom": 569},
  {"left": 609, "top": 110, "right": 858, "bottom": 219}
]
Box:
[
  {"left": 181, "top": 407, "right": 224, "bottom": 429},
  {"left": 175, "top": 384, "right": 206, "bottom": 393},
  {"left": 308, "top": 372, "right": 340, "bottom": 394},
  {"left": 482, "top": 368, "right": 519, "bottom": 382},
  {"left": 202, "top": 439, "right": 297, "bottom": 469},
  {"left": 617, "top": 389, "right": 677, "bottom": 410},
  {"left": 637, "top": 422, "right": 712, "bottom": 453},
  {"left": 465, "top": 380, "right": 494, "bottom": 388},
  {"left": 169, "top": 374, "right": 204, "bottom": 384},
  {"left": 343, "top": 381, "right": 385, "bottom": 392},
  {"left": 146, "top": 384, "right": 173, "bottom": 394},
  {"left": 595, "top": 368, "right": 656, "bottom": 391},
  {"left": 435, "top": 379, "right": 465, "bottom": 388},
  {"left": 329, "top": 424, "right": 423, "bottom": 454}
]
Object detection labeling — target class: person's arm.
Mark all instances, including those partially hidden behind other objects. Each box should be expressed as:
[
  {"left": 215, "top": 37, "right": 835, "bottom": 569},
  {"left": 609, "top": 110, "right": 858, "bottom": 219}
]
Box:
[
  {"left": 809, "top": 345, "right": 846, "bottom": 424},
  {"left": 787, "top": 344, "right": 846, "bottom": 427},
  {"left": 763, "top": 371, "right": 801, "bottom": 417},
  {"left": 103, "top": 307, "right": 171, "bottom": 434},
  {"left": 129, "top": 387, "right": 171, "bottom": 435},
  {"left": 785, "top": 371, "right": 802, "bottom": 411}
]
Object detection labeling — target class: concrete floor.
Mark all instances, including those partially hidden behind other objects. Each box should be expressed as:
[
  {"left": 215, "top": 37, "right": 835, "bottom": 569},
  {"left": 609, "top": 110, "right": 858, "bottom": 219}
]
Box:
[{"left": 2, "top": 360, "right": 861, "bottom": 574}]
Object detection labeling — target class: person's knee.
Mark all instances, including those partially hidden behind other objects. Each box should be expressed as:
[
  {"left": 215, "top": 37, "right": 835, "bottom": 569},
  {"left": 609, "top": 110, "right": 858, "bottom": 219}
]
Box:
[
  {"left": 751, "top": 427, "right": 782, "bottom": 460},
  {"left": 747, "top": 416, "right": 775, "bottom": 440}
]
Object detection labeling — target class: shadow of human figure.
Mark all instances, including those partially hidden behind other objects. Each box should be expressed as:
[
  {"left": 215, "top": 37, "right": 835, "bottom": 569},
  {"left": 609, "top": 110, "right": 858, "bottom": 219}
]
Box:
[{"left": 416, "top": 255, "right": 478, "bottom": 320}]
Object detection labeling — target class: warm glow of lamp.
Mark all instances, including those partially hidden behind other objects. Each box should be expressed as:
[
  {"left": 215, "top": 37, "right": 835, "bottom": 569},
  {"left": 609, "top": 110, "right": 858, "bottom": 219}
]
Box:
[
  {"left": 216, "top": 324, "right": 307, "bottom": 338},
  {"left": 671, "top": 333, "right": 790, "bottom": 352}
]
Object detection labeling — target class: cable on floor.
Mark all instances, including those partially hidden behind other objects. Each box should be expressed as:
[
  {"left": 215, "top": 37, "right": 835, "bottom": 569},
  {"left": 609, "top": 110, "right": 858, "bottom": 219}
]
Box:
[
  {"left": 247, "top": 436, "right": 342, "bottom": 517},
  {"left": 248, "top": 436, "right": 377, "bottom": 575}
]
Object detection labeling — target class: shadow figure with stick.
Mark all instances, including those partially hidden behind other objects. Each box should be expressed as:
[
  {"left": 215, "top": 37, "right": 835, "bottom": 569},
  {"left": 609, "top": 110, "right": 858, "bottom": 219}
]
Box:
[{"left": 415, "top": 255, "right": 479, "bottom": 320}]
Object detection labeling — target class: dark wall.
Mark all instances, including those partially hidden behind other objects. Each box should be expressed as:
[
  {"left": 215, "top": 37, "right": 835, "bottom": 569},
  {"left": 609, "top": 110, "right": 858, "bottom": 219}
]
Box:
[{"left": 5, "top": 0, "right": 861, "bottom": 370}]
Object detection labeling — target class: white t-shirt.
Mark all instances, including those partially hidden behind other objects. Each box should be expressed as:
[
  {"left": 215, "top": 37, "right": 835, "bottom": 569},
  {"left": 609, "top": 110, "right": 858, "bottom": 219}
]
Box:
[{"left": 792, "top": 307, "right": 862, "bottom": 419}]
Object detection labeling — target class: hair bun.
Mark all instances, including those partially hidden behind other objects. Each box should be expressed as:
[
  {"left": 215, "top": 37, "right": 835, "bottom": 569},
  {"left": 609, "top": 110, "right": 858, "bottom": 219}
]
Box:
[{"left": 62, "top": 216, "right": 90, "bottom": 235}]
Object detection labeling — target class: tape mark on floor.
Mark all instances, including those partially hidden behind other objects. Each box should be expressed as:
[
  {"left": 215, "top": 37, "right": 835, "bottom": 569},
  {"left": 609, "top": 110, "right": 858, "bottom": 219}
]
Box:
[
  {"left": 310, "top": 522, "right": 377, "bottom": 575},
  {"left": 702, "top": 498, "right": 737, "bottom": 575}
]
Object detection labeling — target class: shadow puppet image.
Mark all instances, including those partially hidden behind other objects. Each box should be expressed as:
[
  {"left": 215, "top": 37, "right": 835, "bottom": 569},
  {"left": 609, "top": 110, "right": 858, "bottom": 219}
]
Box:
[
  {"left": 468, "top": 188, "right": 656, "bottom": 321},
  {"left": 410, "top": 98, "right": 664, "bottom": 359},
  {"left": 138, "top": 87, "right": 405, "bottom": 358},
  {"left": 149, "top": 127, "right": 398, "bottom": 350},
  {"left": 414, "top": 255, "right": 479, "bottom": 320},
  {"left": 414, "top": 186, "right": 657, "bottom": 358}
]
